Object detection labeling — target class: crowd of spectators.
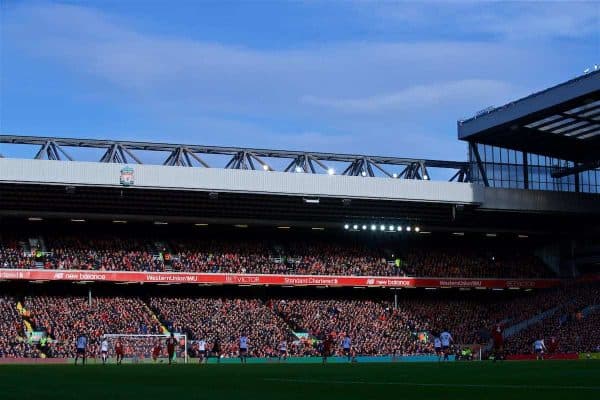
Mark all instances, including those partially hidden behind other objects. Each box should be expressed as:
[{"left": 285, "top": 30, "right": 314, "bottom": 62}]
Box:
[
  {"left": 503, "top": 285, "right": 600, "bottom": 354},
  {"left": 24, "top": 296, "right": 162, "bottom": 357},
  {"left": 170, "top": 241, "right": 395, "bottom": 276},
  {"left": 1, "top": 235, "right": 552, "bottom": 279},
  {"left": 560, "top": 311, "right": 600, "bottom": 353},
  {"left": 0, "top": 296, "right": 40, "bottom": 358},
  {"left": 0, "top": 238, "right": 37, "bottom": 269},
  {"left": 273, "top": 299, "right": 432, "bottom": 355},
  {"left": 402, "top": 248, "right": 551, "bottom": 278},
  {"left": 405, "top": 299, "right": 492, "bottom": 345},
  {"left": 42, "top": 237, "right": 162, "bottom": 272},
  {"left": 1, "top": 283, "right": 596, "bottom": 359},
  {"left": 149, "top": 297, "right": 297, "bottom": 358}
]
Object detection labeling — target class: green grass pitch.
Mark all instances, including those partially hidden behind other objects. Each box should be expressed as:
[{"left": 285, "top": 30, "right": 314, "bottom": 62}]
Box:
[{"left": 1, "top": 361, "right": 598, "bottom": 400}]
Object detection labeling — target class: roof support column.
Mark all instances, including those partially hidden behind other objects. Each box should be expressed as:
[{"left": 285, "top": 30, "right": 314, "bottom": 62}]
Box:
[
  {"left": 470, "top": 142, "right": 489, "bottom": 187},
  {"left": 574, "top": 164, "right": 580, "bottom": 193},
  {"left": 522, "top": 152, "right": 529, "bottom": 189}
]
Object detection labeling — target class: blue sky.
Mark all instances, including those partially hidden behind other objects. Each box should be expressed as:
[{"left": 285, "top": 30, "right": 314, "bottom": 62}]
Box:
[{"left": 1, "top": 0, "right": 598, "bottom": 162}]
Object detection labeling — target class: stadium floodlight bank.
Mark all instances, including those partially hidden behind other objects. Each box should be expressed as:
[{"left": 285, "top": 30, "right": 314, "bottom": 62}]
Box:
[{"left": 103, "top": 333, "right": 188, "bottom": 364}]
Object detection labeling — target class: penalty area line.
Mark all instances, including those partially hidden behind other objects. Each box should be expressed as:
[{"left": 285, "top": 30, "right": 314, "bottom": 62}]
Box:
[{"left": 263, "top": 378, "right": 600, "bottom": 391}]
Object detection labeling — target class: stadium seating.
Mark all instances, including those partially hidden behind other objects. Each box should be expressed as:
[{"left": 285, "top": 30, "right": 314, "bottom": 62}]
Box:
[
  {"left": 23, "top": 296, "right": 162, "bottom": 358},
  {"left": 401, "top": 247, "right": 550, "bottom": 278},
  {"left": 0, "top": 282, "right": 597, "bottom": 359},
  {"left": 502, "top": 285, "right": 600, "bottom": 354},
  {"left": 273, "top": 299, "right": 432, "bottom": 355},
  {"left": 0, "top": 296, "right": 40, "bottom": 358},
  {"left": 149, "top": 297, "right": 296, "bottom": 358},
  {"left": 0, "top": 234, "right": 553, "bottom": 278}
]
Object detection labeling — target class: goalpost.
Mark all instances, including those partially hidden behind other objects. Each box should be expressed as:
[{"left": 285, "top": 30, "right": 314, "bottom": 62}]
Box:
[{"left": 104, "top": 333, "right": 188, "bottom": 364}]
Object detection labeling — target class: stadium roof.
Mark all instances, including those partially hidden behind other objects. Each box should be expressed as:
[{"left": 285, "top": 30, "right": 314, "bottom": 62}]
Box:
[
  {"left": 458, "top": 70, "right": 600, "bottom": 164},
  {"left": 0, "top": 134, "right": 469, "bottom": 182},
  {"left": 1, "top": 157, "right": 599, "bottom": 233}
]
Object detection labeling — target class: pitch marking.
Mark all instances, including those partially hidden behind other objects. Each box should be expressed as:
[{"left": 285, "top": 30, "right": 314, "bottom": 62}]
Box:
[{"left": 264, "top": 378, "right": 600, "bottom": 391}]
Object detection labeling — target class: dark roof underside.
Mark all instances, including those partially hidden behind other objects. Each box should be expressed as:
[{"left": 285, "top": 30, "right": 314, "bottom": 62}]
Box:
[
  {"left": 458, "top": 71, "right": 600, "bottom": 163},
  {"left": 1, "top": 182, "right": 599, "bottom": 234}
]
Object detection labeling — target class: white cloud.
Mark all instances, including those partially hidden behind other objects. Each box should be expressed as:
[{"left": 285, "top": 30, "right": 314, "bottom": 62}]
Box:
[
  {"left": 1, "top": 2, "right": 585, "bottom": 160},
  {"left": 301, "top": 79, "right": 518, "bottom": 113},
  {"left": 365, "top": 1, "right": 599, "bottom": 40},
  {"left": 3, "top": 3, "right": 533, "bottom": 107},
  {"left": 477, "top": 2, "right": 599, "bottom": 40}
]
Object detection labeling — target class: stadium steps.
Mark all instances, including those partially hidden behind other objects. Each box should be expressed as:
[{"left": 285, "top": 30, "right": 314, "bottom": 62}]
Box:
[
  {"left": 38, "top": 237, "right": 48, "bottom": 252},
  {"left": 28, "top": 237, "right": 44, "bottom": 252},
  {"left": 259, "top": 300, "right": 300, "bottom": 344},
  {"left": 270, "top": 303, "right": 311, "bottom": 338},
  {"left": 23, "top": 320, "right": 33, "bottom": 333},
  {"left": 16, "top": 302, "right": 33, "bottom": 334},
  {"left": 482, "top": 304, "right": 572, "bottom": 354},
  {"left": 501, "top": 298, "right": 599, "bottom": 341},
  {"left": 144, "top": 299, "right": 198, "bottom": 339},
  {"left": 503, "top": 305, "right": 563, "bottom": 340},
  {"left": 16, "top": 300, "right": 52, "bottom": 358},
  {"left": 153, "top": 241, "right": 172, "bottom": 255},
  {"left": 18, "top": 306, "right": 34, "bottom": 333},
  {"left": 141, "top": 301, "right": 170, "bottom": 334},
  {"left": 151, "top": 241, "right": 172, "bottom": 271},
  {"left": 582, "top": 304, "right": 600, "bottom": 317},
  {"left": 19, "top": 240, "right": 30, "bottom": 254}
]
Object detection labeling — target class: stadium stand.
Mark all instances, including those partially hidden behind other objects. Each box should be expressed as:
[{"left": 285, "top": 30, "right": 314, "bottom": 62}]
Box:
[
  {"left": 24, "top": 296, "right": 162, "bottom": 358},
  {"left": 0, "top": 296, "right": 40, "bottom": 358},
  {"left": 1, "top": 282, "right": 597, "bottom": 359},
  {"left": 0, "top": 72, "right": 598, "bottom": 365},
  {"left": 503, "top": 285, "right": 600, "bottom": 354},
  {"left": 0, "top": 234, "right": 553, "bottom": 278},
  {"left": 149, "top": 297, "right": 296, "bottom": 358},
  {"left": 273, "top": 299, "right": 430, "bottom": 356}
]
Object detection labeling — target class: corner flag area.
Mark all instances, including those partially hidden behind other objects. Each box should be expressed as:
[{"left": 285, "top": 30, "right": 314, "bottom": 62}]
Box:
[{"left": 1, "top": 361, "right": 599, "bottom": 400}]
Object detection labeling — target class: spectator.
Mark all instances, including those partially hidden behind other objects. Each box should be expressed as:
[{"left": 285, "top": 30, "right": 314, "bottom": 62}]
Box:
[{"left": 1, "top": 234, "right": 553, "bottom": 279}]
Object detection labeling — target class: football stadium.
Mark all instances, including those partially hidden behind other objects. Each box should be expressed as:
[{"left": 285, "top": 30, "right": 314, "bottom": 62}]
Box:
[
  {"left": 1, "top": 68, "right": 599, "bottom": 399},
  {"left": 1, "top": 2, "right": 600, "bottom": 399}
]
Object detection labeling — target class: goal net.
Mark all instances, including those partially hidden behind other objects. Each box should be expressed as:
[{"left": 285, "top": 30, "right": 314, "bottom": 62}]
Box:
[{"left": 103, "top": 333, "right": 188, "bottom": 364}]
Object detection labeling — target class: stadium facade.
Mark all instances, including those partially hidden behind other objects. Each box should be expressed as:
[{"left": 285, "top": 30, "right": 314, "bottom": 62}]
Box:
[
  {"left": 1, "top": 72, "right": 599, "bottom": 286},
  {"left": 1, "top": 72, "right": 599, "bottom": 366},
  {"left": 460, "top": 70, "right": 600, "bottom": 193}
]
